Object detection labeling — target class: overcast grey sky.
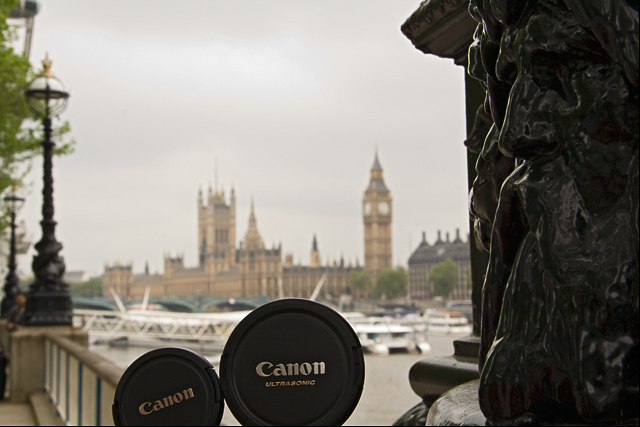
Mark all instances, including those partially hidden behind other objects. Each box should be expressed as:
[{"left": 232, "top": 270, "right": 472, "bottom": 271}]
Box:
[{"left": 13, "top": 0, "right": 470, "bottom": 277}]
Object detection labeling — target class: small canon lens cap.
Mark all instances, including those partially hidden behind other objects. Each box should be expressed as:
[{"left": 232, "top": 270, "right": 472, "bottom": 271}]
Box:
[
  {"left": 113, "top": 347, "right": 224, "bottom": 426},
  {"left": 220, "top": 299, "right": 365, "bottom": 426}
]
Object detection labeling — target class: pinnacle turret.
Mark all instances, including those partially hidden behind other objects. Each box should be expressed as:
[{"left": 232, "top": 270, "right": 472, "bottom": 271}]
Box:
[
  {"left": 241, "top": 197, "right": 264, "bottom": 251},
  {"left": 249, "top": 197, "right": 257, "bottom": 229},
  {"left": 371, "top": 148, "right": 383, "bottom": 173},
  {"left": 365, "top": 149, "right": 388, "bottom": 193}
]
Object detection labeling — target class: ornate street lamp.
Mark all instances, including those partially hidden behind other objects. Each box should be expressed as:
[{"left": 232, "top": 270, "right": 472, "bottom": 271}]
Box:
[
  {"left": 23, "top": 53, "right": 72, "bottom": 325},
  {"left": 0, "top": 189, "right": 25, "bottom": 318}
]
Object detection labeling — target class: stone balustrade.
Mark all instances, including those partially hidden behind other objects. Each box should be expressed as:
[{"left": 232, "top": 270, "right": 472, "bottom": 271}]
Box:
[
  {"left": 1, "top": 320, "right": 124, "bottom": 426},
  {"left": 43, "top": 333, "right": 124, "bottom": 426}
]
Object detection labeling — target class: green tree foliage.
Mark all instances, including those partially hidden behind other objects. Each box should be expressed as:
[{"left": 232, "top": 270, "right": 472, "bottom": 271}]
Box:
[
  {"left": 374, "top": 266, "right": 407, "bottom": 299},
  {"left": 348, "top": 270, "right": 372, "bottom": 293},
  {"left": 68, "top": 277, "right": 103, "bottom": 297},
  {"left": 430, "top": 258, "right": 457, "bottom": 297},
  {"left": 1, "top": 0, "right": 74, "bottom": 232}
]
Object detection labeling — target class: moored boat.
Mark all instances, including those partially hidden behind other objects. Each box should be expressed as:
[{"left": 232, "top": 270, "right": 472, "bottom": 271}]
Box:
[
  {"left": 422, "top": 309, "right": 472, "bottom": 335},
  {"left": 352, "top": 321, "right": 431, "bottom": 355}
]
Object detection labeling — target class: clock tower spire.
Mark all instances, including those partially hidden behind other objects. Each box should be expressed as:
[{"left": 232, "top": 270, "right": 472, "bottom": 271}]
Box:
[{"left": 363, "top": 149, "right": 392, "bottom": 278}]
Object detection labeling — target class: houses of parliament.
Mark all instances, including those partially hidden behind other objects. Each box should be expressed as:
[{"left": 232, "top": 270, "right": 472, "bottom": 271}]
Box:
[{"left": 103, "top": 152, "right": 393, "bottom": 300}]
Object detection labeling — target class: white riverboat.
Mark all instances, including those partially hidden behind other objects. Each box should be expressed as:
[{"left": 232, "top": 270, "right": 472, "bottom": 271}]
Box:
[
  {"left": 351, "top": 321, "right": 431, "bottom": 355},
  {"left": 422, "top": 309, "right": 472, "bottom": 335}
]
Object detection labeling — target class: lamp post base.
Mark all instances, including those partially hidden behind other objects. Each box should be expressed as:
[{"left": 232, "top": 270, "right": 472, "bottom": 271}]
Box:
[{"left": 23, "top": 289, "right": 72, "bottom": 326}]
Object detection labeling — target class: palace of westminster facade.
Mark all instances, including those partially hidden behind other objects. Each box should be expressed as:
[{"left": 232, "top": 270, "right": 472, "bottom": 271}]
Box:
[{"left": 103, "top": 153, "right": 395, "bottom": 300}]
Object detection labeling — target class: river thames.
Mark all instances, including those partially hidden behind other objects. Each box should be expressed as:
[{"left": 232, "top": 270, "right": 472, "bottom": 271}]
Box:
[{"left": 92, "top": 333, "right": 459, "bottom": 426}]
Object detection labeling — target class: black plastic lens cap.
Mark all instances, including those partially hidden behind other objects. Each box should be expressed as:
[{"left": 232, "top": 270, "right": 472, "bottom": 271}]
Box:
[
  {"left": 113, "top": 347, "right": 224, "bottom": 426},
  {"left": 220, "top": 299, "right": 365, "bottom": 426}
]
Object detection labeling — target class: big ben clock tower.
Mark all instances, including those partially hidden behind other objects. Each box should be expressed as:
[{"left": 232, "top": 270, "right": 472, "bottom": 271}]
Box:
[{"left": 363, "top": 150, "right": 392, "bottom": 278}]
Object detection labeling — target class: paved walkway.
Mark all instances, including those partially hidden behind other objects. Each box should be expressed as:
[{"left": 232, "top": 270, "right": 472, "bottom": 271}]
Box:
[
  {"left": 0, "top": 401, "right": 37, "bottom": 426},
  {"left": 0, "top": 393, "right": 64, "bottom": 426}
]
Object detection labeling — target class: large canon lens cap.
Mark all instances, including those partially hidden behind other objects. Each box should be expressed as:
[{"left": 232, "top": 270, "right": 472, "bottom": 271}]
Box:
[
  {"left": 220, "top": 299, "right": 364, "bottom": 426},
  {"left": 113, "top": 347, "right": 224, "bottom": 426}
]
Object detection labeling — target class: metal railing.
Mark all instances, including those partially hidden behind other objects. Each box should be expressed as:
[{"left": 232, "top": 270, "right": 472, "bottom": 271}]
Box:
[
  {"left": 73, "top": 309, "right": 241, "bottom": 343},
  {"left": 43, "top": 333, "right": 124, "bottom": 426}
]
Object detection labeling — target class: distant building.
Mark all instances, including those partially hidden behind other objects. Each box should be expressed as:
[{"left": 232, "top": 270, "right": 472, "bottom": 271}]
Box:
[
  {"left": 362, "top": 150, "right": 392, "bottom": 278},
  {"left": 104, "top": 196, "right": 286, "bottom": 300},
  {"left": 103, "top": 152, "right": 391, "bottom": 300},
  {"left": 63, "top": 270, "right": 94, "bottom": 283},
  {"left": 408, "top": 229, "right": 471, "bottom": 300}
]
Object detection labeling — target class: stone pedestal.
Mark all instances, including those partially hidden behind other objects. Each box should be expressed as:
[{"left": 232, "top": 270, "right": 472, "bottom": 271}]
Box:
[
  {"left": 425, "top": 380, "right": 486, "bottom": 426},
  {"left": 408, "top": 354, "right": 479, "bottom": 406},
  {"left": 393, "top": 334, "right": 481, "bottom": 426},
  {"left": 0, "top": 320, "right": 88, "bottom": 403}
]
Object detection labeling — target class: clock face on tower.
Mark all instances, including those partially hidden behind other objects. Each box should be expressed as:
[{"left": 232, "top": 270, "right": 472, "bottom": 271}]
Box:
[
  {"left": 364, "top": 202, "right": 372, "bottom": 215},
  {"left": 378, "top": 201, "right": 389, "bottom": 215}
]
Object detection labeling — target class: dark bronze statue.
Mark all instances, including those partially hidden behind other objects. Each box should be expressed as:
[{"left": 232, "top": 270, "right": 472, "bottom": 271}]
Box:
[{"left": 467, "top": 0, "right": 638, "bottom": 423}]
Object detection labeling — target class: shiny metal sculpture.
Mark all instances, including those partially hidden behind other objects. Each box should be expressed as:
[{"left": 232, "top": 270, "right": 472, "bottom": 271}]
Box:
[{"left": 467, "top": 0, "right": 638, "bottom": 423}]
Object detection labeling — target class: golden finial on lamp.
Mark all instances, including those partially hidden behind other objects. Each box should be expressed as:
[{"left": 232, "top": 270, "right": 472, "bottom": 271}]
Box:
[{"left": 41, "top": 52, "right": 55, "bottom": 78}]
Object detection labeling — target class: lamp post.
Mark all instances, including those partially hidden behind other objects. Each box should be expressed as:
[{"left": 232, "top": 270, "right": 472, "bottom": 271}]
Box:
[
  {"left": 23, "top": 53, "right": 72, "bottom": 326},
  {"left": 0, "top": 190, "right": 25, "bottom": 318}
]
